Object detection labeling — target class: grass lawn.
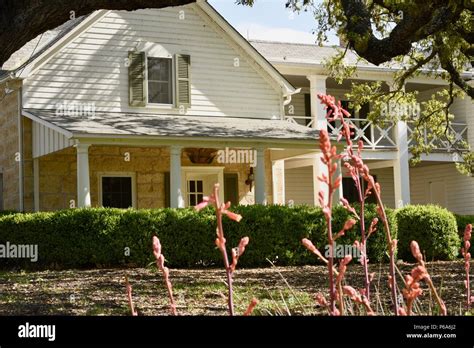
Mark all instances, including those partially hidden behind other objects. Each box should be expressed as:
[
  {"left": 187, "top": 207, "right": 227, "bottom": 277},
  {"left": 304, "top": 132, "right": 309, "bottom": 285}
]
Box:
[{"left": 0, "top": 261, "right": 471, "bottom": 316}]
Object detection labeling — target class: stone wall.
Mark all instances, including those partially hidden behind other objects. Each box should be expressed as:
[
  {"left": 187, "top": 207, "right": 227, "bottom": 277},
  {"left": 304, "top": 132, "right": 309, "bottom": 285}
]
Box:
[
  {"left": 0, "top": 81, "right": 21, "bottom": 210},
  {"left": 37, "top": 145, "right": 274, "bottom": 211}
]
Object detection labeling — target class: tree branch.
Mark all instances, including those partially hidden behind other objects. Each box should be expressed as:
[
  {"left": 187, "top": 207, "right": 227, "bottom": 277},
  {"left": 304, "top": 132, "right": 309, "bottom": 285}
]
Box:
[{"left": 0, "top": 0, "right": 195, "bottom": 66}]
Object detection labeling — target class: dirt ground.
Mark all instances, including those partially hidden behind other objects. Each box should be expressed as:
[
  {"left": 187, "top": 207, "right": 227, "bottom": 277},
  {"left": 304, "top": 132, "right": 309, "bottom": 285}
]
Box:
[{"left": 0, "top": 261, "right": 471, "bottom": 316}]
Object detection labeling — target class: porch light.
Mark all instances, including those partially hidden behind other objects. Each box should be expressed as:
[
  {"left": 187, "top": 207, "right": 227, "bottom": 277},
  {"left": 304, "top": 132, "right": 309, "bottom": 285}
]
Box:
[{"left": 245, "top": 167, "right": 255, "bottom": 187}]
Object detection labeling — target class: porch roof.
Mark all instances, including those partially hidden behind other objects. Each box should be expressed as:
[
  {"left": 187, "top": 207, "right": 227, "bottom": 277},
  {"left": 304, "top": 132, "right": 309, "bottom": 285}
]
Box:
[{"left": 23, "top": 109, "right": 319, "bottom": 142}]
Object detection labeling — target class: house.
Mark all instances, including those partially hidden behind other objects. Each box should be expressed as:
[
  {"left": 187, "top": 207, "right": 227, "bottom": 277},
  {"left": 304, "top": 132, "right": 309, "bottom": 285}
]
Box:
[{"left": 0, "top": 1, "right": 473, "bottom": 214}]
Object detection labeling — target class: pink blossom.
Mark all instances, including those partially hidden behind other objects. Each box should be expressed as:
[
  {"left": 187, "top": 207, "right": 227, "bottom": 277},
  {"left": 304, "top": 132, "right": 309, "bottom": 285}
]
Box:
[
  {"left": 410, "top": 241, "right": 423, "bottom": 262},
  {"left": 315, "top": 292, "right": 327, "bottom": 307},
  {"left": 152, "top": 236, "right": 161, "bottom": 260},
  {"left": 194, "top": 196, "right": 213, "bottom": 211},
  {"left": 243, "top": 298, "right": 259, "bottom": 316},
  {"left": 223, "top": 210, "right": 242, "bottom": 222}
]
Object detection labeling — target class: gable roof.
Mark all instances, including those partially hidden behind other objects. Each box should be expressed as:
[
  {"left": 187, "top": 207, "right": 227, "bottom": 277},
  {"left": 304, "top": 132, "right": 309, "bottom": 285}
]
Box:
[
  {"left": 1, "top": 1, "right": 297, "bottom": 97},
  {"left": 0, "top": 16, "right": 88, "bottom": 82}
]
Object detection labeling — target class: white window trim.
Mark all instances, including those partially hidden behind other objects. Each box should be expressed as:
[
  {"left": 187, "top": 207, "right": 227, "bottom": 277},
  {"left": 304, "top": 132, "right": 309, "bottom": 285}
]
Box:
[
  {"left": 181, "top": 166, "right": 224, "bottom": 207},
  {"left": 145, "top": 54, "right": 176, "bottom": 108},
  {"left": 98, "top": 172, "right": 137, "bottom": 209}
]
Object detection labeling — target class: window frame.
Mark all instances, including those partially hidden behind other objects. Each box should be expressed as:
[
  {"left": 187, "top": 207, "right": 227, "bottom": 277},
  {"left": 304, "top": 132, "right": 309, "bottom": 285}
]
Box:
[
  {"left": 98, "top": 172, "right": 137, "bottom": 209},
  {"left": 187, "top": 179, "right": 204, "bottom": 207},
  {"left": 146, "top": 56, "right": 174, "bottom": 107},
  {"left": 145, "top": 54, "right": 176, "bottom": 108}
]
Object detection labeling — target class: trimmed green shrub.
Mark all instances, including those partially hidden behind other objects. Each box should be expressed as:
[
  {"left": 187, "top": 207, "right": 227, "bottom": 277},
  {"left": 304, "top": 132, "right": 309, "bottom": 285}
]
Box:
[
  {"left": 0, "top": 205, "right": 397, "bottom": 270},
  {"left": 397, "top": 205, "right": 460, "bottom": 261}
]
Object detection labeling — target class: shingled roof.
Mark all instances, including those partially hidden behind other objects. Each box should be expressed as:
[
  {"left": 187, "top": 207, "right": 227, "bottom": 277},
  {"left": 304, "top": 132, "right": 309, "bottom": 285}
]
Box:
[{"left": 24, "top": 109, "right": 319, "bottom": 142}]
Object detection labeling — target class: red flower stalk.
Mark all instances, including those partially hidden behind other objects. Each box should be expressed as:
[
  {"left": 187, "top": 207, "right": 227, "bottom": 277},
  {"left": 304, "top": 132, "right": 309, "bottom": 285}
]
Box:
[
  {"left": 302, "top": 126, "right": 341, "bottom": 315},
  {"left": 195, "top": 183, "right": 248, "bottom": 316},
  {"left": 342, "top": 285, "right": 375, "bottom": 315},
  {"left": 461, "top": 224, "right": 472, "bottom": 309},
  {"left": 402, "top": 241, "right": 447, "bottom": 315},
  {"left": 402, "top": 264, "right": 427, "bottom": 315},
  {"left": 152, "top": 236, "right": 177, "bottom": 315},
  {"left": 125, "top": 275, "right": 138, "bottom": 316},
  {"left": 243, "top": 298, "right": 259, "bottom": 316},
  {"left": 318, "top": 94, "right": 397, "bottom": 313}
]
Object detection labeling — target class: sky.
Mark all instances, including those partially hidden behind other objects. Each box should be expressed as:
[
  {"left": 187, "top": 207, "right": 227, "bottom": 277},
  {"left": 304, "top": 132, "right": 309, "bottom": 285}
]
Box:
[{"left": 208, "top": 0, "right": 338, "bottom": 45}]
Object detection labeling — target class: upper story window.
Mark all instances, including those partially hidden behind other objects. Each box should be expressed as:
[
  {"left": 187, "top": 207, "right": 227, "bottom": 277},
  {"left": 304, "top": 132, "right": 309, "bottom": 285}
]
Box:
[
  {"left": 147, "top": 57, "right": 173, "bottom": 104},
  {"left": 128, "top": 51, "right": 191, "bottom": 109}
]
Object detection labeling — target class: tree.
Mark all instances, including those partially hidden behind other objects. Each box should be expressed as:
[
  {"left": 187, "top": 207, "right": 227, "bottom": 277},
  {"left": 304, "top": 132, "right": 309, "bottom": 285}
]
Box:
[
  {"left": 239, "top": 0, "right": 474, "bottom": 175},
  {"left": 0, "top": 0, "right": 194, "bottom": 67}
]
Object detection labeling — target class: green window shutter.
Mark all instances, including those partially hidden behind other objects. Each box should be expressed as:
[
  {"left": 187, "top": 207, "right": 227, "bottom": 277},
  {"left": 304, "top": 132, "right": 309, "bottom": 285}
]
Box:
[
  {"left": 128, "top": 51, "right": 147, "bottom": 107},
  {"left": 175, "top": 54, "right": 191, "bottom": 108},
  {"left": 224, "top": 173, "right": 239, "bottom": 206},
  {"left": 164, "top": 172, "right": 171, "bottom": 208}
]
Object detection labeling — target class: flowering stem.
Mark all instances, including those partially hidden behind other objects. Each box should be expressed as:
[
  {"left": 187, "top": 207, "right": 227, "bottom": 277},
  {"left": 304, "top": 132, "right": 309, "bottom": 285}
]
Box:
[
  {"left": 374, "top": 194, "right": 399, "bottom": 315},
  {"left": 327, "top": 177, "right": 337, "bottom": 314},
  {"left": 354, "top": 174, "right": 370, "bottom": 301},
  {"left": 215, "top": 196, "right": 235, "bottom": 316},
  {"left": 152, "top": 236, "right": 177, "bottom": 315}
]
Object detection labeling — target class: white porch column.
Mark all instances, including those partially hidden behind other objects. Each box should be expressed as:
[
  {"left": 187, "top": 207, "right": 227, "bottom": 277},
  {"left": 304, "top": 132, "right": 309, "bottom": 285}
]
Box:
[
  {"left": 389, "top": 81, "right": 411, "bottom": 207},
  {"left": 307, "top": 75, "right": 328, "bottom": 130},
  {"left": 272, "top": 159, "right": 285, "bottom": 205},
  {"left": 76, "top": 143, "right": 91, "bottom": 208},
  {"left": 313, "top": 154, "right": 329, "bottom": 206},
  {"left": 255, "top": 148, "right": 267, "bottom": 205},
  {"left": 170, "top": 146, "right": 185, "bottom": 208}
]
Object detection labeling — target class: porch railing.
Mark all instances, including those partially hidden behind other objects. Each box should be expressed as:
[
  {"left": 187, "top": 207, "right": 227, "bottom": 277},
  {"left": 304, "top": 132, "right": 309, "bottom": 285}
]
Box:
[
  {"left": 406, "top": 122, "right": 469, "bottom": 151},
  {"left": 285, "top": 114, "right": 469, "bottom": 152},
  {"left": 285, "top": 115, "right": 397, "bottom": 150}
]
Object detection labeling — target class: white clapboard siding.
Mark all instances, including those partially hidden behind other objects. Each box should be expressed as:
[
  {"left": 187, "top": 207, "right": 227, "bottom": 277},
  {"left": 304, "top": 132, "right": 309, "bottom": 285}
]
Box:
[
  {"left": 410, "top": 163, "right": 474, "bottom": 215},
  {"left": 33, "top": 122, "right": 74, "bottom": 158},
  {"left": 285, "top": 166, "right": 314, "bottom": 205},
  {"left": 23, "top": 5, "right": 282, "bottom": 119}
]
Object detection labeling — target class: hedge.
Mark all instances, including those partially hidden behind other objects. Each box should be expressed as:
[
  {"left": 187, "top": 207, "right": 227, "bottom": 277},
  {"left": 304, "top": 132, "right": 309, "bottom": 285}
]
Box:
[
  {"left": 0, "top": 204, "right": 396, "bottom": 270},
  {"left": 397, "top": 205, "right": 460, "bottom": 261}
]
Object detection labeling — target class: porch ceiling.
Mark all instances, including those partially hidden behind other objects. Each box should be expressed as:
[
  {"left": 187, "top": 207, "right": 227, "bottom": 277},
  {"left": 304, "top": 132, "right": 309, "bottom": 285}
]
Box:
[{"left": 23, "top": 109, "right": 319, "bottom": 143}]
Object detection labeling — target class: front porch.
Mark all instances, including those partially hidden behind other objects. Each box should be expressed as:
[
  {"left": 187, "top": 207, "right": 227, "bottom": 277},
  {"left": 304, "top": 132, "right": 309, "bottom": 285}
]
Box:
[
  {"left": 22, "top": 108, "right": 321, "bottom": 211},
  {"left": 34, "top": 144, "right": 277, "bottom": 211}
]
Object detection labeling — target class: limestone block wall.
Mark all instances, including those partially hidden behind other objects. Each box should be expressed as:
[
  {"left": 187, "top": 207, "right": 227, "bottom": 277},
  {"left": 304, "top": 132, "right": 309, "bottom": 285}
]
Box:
[
  {"left": 37, "top": 146, "right": 274, "bottom": 211},
  {"left": 0, "top": 82, "right": 21, "bottom": 211}
]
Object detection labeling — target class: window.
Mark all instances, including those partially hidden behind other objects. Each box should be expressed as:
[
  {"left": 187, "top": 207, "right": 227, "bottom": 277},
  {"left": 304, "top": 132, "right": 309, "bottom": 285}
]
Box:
[
  {"left": 129, "top": 50, "right": 191, "bottom": 108},
  {"left": 148, "top": 57, "right": 173, "bottom": 104},
  {"left": 101, "top": 176, "right": 134, "bottom": 208},
  {"left": 187, "top": 180, "right": 203, "bottom": 206}
]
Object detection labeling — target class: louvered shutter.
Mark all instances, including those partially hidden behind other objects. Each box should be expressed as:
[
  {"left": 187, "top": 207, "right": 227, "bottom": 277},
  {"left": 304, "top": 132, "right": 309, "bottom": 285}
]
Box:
[
  {"left": 128, "top": 51, "right": 147, "bottom": 107},
  {"left": 175, "top": 54, "right": 191, "bottom": 107}
]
